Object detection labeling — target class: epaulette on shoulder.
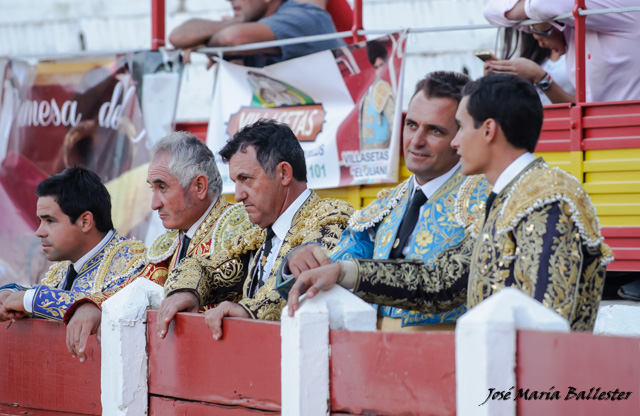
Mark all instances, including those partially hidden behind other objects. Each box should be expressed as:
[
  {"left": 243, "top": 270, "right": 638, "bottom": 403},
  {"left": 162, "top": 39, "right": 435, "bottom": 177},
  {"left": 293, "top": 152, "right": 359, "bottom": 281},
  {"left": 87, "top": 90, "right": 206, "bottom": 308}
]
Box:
[
  {"left": 496, "top": 163, "right": 604, "bottom": 248},
  {"left": 349, "top": 180, "right": 409, "bottom": 232},
  {"left": 455, "top": 174, "right": 491, "bottom": 238},
  {"left": 212, "top": 202, "right": 257, "bottom": 254},
  {"left": 41, "top": 261, "right": 70, "bottom": 287},
  {"left": 93, "top": 237, "right": 148, "bottom": 293},
  {"left": 147, "top": 229, "right": 179, "bottom": 264}
]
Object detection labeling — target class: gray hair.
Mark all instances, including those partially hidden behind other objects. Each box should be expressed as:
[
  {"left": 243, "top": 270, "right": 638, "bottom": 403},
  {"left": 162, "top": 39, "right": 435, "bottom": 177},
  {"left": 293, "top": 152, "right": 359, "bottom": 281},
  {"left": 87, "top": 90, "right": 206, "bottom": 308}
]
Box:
[{"left": 152, "top": 131, "right": 222, "bottom": 200}]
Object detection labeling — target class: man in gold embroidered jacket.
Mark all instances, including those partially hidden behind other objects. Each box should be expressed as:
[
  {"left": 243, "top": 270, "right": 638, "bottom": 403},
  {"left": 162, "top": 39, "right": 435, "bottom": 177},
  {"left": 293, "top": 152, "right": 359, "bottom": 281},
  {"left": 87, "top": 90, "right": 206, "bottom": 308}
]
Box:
[
  {"left": 62, "top": 132, "right": 251, "bottom": 360},
  {"left": 0, "top": 167, "right": 146, "bottom": 324},
  {"left": 287, "top": 74, "right": 613, "bottom": 331},
  {"left": 157, "top": 120, "right": 353, "bottom": 340},
  {"left": 286, "top": 72, "right": 490, "bottom": 329}
]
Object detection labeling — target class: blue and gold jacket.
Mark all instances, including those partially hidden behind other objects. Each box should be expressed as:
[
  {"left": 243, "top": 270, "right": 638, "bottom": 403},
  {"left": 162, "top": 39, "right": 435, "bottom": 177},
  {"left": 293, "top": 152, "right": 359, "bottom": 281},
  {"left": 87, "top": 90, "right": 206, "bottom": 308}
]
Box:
[
  {"left": 31, "top": 231, "right": 147, "bottom": 321},
  {"left": 330, "top": 168, "right": 490, "bottom": 326}
]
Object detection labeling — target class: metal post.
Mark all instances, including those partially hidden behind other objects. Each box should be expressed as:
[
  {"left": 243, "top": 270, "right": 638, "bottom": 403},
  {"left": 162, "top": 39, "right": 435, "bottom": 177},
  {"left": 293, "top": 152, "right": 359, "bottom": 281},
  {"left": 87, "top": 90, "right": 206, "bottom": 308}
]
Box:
[
  {"left": 352, "top": 0, "right": 363, "bottom": 44},
  {"left": 151, "top": 0, "right": 166, "bottom": 50},
  {"left": 573, "top": 0, "right": 586, "bottom": 103}
]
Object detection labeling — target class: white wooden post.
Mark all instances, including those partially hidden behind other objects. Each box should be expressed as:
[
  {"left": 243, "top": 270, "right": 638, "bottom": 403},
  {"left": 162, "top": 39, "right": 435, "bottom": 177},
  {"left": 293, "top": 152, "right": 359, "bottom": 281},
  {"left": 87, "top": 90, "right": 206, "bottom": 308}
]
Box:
[
  {"left": 101, "top": 278, "right": 164, "bottom": 416},
  {"left": 280, "top": 285, "right": 376, "bottom": 416},
  {"left": 595, "top": 302, "right": 640, "bottom": 337},
  {"left": 455, "top": 287, "right": 570, "bottom": 416}
]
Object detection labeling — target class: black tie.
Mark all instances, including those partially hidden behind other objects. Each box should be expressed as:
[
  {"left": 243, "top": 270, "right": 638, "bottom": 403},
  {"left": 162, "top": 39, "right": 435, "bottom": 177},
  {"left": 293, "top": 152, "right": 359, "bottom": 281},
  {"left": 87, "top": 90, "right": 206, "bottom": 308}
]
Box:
[
  {"left": 63, "top": 264, "right": 78, "bottom": 291},
  {"left": 249, "top": 227, "right": 275, "bottom": 297},
  {"left": 484, "top": 192, "right": 497, "bottom": 223},
  {"left": 178, "top": 234, "right": 191, "bottom": 262},
  {"left": 390, "top": 189, "right": 427, "bottom": 259}
]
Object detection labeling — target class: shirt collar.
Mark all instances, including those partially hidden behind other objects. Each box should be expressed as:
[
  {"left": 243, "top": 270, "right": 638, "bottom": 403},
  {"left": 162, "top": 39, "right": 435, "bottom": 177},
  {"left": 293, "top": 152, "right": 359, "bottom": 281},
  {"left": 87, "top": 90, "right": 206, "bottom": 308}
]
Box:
[
  {"left": 73, "top": 229, "right": 115, "bottom": 272},
  {"left": 271, "top": 189, "right": 312, "bottom": 241},
  {"left": 412, "top": 162, "right": 460, "bottom": 199},
  {"left": 183, "top": 198, "right": 218, "bottom": 240},
  {"left": 492, "top": 152, "right": 537, "bottom": 194}
]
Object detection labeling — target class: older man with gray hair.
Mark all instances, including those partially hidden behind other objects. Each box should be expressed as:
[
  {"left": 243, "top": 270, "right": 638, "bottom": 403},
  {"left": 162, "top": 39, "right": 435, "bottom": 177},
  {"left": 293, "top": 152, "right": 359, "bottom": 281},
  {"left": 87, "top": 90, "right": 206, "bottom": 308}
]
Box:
[{"left": 62, "top": 131, "right": 252, "bottom": 362}]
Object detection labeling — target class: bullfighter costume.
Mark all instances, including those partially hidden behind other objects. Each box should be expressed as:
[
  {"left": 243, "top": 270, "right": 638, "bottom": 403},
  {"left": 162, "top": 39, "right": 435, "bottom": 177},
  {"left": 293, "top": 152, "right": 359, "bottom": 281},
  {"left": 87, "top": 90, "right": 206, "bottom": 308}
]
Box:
[
  {"left": 165, "top": 190, "right": 353, "bottom": 321},
  {"left": 349, "top": 157, "right": 613, "bottom": 331}
]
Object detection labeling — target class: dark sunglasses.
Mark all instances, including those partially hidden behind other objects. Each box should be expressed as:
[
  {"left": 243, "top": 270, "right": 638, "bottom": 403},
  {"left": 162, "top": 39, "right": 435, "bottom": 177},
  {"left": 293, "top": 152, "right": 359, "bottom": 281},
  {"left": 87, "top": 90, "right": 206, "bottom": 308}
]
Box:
[{"left": 529, "top": 24, "right": 554, "bottom": 36}]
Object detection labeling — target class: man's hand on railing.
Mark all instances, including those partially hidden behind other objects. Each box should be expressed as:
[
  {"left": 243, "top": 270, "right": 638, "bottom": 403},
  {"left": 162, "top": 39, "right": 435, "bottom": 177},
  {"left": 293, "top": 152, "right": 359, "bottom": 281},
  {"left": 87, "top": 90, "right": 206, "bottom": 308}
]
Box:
[
  {"left": 156, "top": 291, "right": 200, "bottom": 339},
  {"left": 204, "top": 301, "right": 250, "bottom": 341},
  {"left": 0, "top": 291, "right": 27, "bottom": 322},
  {"left": 287, "top": 262, "right": 342, "bottom": 317},
  {"left": 66, "top": 303, "right": 102, "bottom": 363}
]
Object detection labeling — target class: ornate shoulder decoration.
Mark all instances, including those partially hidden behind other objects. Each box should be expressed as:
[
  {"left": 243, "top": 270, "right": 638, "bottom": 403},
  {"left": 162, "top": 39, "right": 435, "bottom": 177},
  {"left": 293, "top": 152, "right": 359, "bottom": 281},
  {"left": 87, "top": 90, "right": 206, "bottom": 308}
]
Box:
[
  {"left": 287, "top": 193, "right": 353, "bottom": 248},
  {"left": 226, "top": 224, "right": 264, "bottom": 259},
  {"left": 349, "top": 180, "right": 410, "bottom": 232},
  {"left": 92, "top": 236, "right": 148, "bottom": 293},
  {"left": 496, "top": 160, "right": 604, "bottom": 248},
  {"left": 455, "top": 174, "right": 491, "bottom": 238},
  {"left": 211, "top": 202, "right": 256, "bottom": 254},
  {"left": 147, "top": 229, "right": 179, "bottom": 264},
  {"left": 41, "top": 261, "right": 71, "bottom": 288}
]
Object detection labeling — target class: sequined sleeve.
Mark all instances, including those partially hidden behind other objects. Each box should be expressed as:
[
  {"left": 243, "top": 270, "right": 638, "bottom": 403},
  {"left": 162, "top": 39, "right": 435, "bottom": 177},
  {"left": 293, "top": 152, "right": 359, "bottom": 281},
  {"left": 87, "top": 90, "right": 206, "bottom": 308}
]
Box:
[
  {"left": 164, "top": 251, "right": 249, "bottom": 307},
  {"left": 511, "top": 200, "right": 606, "bottom": 331},
  {"left": 352, "top": 234, "right": 473, "bottom": 314}
]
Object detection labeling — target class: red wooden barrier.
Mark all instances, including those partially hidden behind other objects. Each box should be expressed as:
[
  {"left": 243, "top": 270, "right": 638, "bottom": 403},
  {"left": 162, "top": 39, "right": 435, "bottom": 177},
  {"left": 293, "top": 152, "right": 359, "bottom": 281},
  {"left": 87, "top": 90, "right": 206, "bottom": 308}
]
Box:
[
  {"left": 147, "top": 311, "right": 281, "bottom": 414},
  {"left": 516, "top": 329, "right": 640, "bottom": 416},
  {"left": 0, "top": 318, "right": 101, "bottom": 416},
  {"left": 329, "top": 330, "right": 456, "bottom": 415}
]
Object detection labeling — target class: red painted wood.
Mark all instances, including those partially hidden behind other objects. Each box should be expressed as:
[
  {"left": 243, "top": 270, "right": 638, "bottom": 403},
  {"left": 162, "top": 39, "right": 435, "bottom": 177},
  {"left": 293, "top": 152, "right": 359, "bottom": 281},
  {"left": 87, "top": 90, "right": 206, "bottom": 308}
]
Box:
[
  {"left": 516, "top": 330, "right": 640, "bottom": 416},
  {"left": 0, "top": 319, "right": 101, "bottom": 415},
  {"left": 0, "top": 403, "right": 91, "bottom": 416},
  {"left": 536, "top": 105, "right": 572, "bottom": 152},
  {"left": 330, "top": 330, "right": 456, "bottom": 415},
  {"left": 175, "top": 122, "right": 208, "bottom": 142},
  {"left": 581, "top": 100, "right": 640, "bottom": 150},
  {"left": 147, "top": 311, "right": 281, "bottom": 411},
  {"left": 601, "top": 227, "right": 640, "bottom": 271},
  {"left": 149, "top": 396, "right": 278, "bottom": 415}
]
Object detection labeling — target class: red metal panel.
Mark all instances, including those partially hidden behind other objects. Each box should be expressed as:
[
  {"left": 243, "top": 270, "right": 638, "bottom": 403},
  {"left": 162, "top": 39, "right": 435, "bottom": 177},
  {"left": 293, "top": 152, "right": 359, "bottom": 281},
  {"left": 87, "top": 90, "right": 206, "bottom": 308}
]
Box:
[
  {"left": 573, "top": 0, "right": 586, "bottom": 103},
  {"left": 602, "top": 227, "right": 640, "bottom": 271},
  {"left": 537, "top": 104, "right": 572, "bottom": 152},
  {"left": 175, "top": 122, "right": 209, "bottom": 142},
  {"left": 330, "top": 330, "right": 456, "bottom": 415},
  {"left": 516, "top": 330, "right": 640, "bottom": 416},
  {"left": 147, "top": 311, "right": 281, "bottom": 411},
  {"left": 149, "top": 396, "right": 278, "bottom": 415},
  {"left": 581, "top": 100, "right": 640, "bottom": 150},
  {"left": 0, "top": 319, "right": 101, "bottom": 415}
]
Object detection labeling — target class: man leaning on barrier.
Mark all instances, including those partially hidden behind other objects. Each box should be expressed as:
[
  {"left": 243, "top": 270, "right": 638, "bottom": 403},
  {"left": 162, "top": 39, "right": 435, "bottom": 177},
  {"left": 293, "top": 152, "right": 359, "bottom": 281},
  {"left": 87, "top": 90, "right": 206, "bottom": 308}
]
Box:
[
  {"left": 168, "top": 0, "right": 345, "bottom": 68},
  {"left": 284, "top": 71, "right": 490, "bottom": 331},
  {"left": 62, "top": 132, "right": 251, "bottom": 361},
  {"left": 287, "top": 74, "right": 613, "bottom": 332},
  {"left": 0, "top": 166, "right": 147, "bottom": 339},
  {"left": 157, "top": 119, "right": 353, "bottom": 340}
]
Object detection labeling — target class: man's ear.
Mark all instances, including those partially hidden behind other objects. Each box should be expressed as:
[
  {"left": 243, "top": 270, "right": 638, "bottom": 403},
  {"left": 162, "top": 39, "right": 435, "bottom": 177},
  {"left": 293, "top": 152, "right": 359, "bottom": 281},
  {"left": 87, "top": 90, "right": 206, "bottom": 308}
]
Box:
[
  {"left": 192, "top": 174, "right": 210, "bottom": 201},
  {"left": 76, "top": 211, "right": 94, "bottom": 233},
  {"left": 277, "top": 162, "right": 293, "bottom": 186},
  {"left": 483, "top": 118, "right": 498, "bottom": 144}
]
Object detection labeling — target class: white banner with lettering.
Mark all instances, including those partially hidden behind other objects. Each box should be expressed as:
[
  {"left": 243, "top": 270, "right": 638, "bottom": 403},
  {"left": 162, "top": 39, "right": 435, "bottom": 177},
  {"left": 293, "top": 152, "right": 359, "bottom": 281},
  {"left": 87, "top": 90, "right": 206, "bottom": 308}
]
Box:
[{"left": 207, "top": 32, "right": 406, "bottom": 192}]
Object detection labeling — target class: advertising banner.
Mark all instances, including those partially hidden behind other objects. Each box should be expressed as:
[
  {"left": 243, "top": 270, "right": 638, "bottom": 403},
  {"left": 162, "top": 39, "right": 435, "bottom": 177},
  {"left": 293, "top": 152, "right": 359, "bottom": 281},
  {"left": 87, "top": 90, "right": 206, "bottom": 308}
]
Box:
[
  {"left": 207, "top": 32, "right": 406, "bottom": 193},
  {"left": 0, "top": 51, "right": 181, "bottom": 286}
]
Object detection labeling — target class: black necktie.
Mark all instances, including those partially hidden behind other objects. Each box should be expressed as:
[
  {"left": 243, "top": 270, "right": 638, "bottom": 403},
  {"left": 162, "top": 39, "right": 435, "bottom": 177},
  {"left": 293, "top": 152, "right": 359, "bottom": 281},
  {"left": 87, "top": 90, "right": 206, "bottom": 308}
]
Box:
[
  {"left": 249, "top": 227, "right": 275, "bottom": 297},
  {"left": 63, "top": 264, "right": 78, "bottom": 291},
  {"left": 484, "top": 192, "right": 497, "bottom": 223},
  {"left": 178, "top": 234, "right": 191, "bottom": 262},
  {"left": 390, "top": 189, "right": 427, "bottom": 259}
]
